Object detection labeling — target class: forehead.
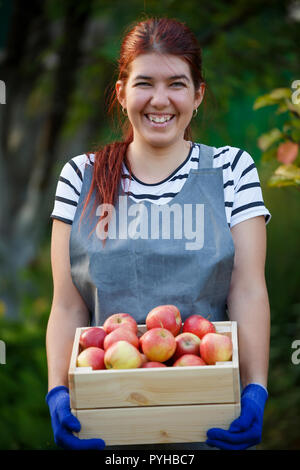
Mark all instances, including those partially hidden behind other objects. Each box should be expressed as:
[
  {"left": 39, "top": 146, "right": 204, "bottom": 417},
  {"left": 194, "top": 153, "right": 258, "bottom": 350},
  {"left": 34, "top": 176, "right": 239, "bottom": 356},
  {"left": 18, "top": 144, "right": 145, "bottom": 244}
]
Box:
[{"left": 127, "top": 53, "right": 192, "bottom": 81}]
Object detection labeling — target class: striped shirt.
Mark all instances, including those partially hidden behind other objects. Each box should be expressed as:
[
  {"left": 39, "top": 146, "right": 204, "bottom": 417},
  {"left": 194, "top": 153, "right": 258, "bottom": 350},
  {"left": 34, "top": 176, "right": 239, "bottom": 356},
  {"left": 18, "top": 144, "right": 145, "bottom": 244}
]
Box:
[{"left": 50, "top": 142, "right": 271, "bottom": 228}]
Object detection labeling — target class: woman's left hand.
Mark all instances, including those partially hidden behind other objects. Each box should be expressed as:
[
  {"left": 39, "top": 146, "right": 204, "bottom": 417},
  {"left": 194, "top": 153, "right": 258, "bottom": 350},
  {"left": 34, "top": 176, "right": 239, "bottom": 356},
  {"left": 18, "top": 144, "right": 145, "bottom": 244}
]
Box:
[{"left": 206, "top": 383, "right": 268, "bottom": 450}]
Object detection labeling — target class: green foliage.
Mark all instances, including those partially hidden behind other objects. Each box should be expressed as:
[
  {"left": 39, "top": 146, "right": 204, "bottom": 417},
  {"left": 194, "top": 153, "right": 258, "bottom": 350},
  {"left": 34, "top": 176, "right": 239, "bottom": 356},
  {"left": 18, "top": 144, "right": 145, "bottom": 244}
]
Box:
[
  {"left": 0, "top": 240, "right": 56, "bottom": 450},
  {"left": 254, "top": 84, "right": 300, "bottom": 188},
  {"left": 257, "top": 173, "right": 300, "bottom": 449}
]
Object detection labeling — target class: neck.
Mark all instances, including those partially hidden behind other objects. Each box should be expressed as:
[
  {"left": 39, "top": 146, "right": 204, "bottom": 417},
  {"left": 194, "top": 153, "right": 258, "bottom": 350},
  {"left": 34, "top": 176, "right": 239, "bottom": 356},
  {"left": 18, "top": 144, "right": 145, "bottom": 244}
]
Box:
[{"left": 126, "top": 139, "right": 191, "bottom": 184}]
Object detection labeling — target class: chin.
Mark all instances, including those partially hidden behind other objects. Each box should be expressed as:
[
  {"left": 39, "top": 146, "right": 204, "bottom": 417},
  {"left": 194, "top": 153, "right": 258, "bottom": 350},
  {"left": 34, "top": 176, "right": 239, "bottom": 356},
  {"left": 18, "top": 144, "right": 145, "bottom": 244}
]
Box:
[{"left": 143, "top": 134, "right": 181, "bottom": 149}]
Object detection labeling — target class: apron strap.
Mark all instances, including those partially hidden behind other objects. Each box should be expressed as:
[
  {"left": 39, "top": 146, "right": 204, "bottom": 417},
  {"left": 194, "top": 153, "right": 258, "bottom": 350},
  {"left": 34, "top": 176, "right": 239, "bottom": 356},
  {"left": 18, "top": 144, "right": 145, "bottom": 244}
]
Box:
[{"left": 197, "top": 143, "right": 214, "bottom": 169}]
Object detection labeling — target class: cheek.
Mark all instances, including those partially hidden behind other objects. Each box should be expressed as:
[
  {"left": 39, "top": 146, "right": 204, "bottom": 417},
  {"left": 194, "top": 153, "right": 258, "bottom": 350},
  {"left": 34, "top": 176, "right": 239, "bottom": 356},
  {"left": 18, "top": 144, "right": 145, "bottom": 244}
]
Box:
[
  {"left": 173, "top": 93, "right": 195, "bottom": 113},
  {"left": 127, "top": 91, "right": 150, "bottom": 112}
]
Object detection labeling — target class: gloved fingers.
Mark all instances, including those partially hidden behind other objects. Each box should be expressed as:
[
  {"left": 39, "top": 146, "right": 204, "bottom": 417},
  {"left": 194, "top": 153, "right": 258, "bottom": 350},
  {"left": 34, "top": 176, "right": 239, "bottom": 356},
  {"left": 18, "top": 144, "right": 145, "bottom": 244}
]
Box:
[
  {"left": 206, "top": 426, "right": 260, "bottom": 445},
  {"left": 228, "top": 405, "right": 256, "bottom": 432},
  {"left": 60, "top": 411, "right": 81, "bottom": 433},
  {"left": 206, "top": 437, "right": 256, "bottom": 451},
  {"left": 57, "top": 429, "right": 106, "bottom": 450},
  {"left": 56, "top": 397, "right": 81, "bottom": 432},
  {"left": 228, "top": 414, "right": 254, "bottom": 433}
]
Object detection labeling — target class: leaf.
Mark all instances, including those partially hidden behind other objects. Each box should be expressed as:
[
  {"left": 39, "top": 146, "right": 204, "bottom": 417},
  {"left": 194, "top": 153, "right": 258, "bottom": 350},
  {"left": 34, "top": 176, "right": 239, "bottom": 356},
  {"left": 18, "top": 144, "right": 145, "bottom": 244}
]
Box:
[
  {"left": 269, "top": 88, "right": 292, "bottom": 100},
  {"left": 268, "top": 175, "right": 298, "bottom": 187},
  {"left": 286, "top": 100, "right": 300, "bottom": 117},
  {"left": 253, "top": 95, "right": 277, "bottom": 110},
  {"left": 275, "top": 101, "right": 290, "bottom": 114},
  {"left": 275, "top": 164, "right": 300, "bottom": 179},
  {"left": 257, "top": 128, "right": 283, "bottom": 151},
  {"left": 253, "top": 88, "right": 291, "bottom": 110}
]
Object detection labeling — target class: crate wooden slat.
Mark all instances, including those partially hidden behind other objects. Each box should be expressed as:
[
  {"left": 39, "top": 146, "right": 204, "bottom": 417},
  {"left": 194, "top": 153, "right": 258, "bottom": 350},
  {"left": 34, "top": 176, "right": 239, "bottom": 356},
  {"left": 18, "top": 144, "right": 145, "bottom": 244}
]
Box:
[
  {"left": 73, "top": 403, "right": 240, "bottom": 445},
  {"left": 69, "top": 321, "right": 240, "bottom": 445}
]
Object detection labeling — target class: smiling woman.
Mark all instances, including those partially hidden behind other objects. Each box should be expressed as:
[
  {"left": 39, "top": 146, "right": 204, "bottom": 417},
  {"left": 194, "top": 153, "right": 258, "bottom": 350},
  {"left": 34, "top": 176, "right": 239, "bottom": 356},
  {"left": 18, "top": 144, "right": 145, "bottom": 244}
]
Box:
[{"left": 46, "top": 16, "right": 271, "bottom": 452}]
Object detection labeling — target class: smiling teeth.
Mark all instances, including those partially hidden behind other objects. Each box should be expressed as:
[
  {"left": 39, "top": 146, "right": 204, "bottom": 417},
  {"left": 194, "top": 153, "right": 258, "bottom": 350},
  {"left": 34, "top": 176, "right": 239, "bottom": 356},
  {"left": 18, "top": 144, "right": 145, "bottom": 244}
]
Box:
[{"left": 147, "top": 115, "right": 173, "bottom": 123}]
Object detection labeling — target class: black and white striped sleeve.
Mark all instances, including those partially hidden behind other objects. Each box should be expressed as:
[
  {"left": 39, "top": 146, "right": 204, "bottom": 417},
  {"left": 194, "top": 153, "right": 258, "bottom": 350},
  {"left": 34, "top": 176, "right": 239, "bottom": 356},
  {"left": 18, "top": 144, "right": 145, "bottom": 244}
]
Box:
[
  {"left": 230, "top": 149, "right": 271, "bottom": 228},
  {"left": 50, "top": 155, "right": 86, "bottom": 225}
]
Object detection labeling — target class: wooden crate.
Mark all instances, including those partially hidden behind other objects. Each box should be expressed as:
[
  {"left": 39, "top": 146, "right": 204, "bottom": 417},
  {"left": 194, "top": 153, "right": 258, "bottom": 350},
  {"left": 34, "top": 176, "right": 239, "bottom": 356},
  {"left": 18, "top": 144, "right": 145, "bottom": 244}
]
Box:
[{"left": 68, "top": 321, "right": 240, "bottom": 446}]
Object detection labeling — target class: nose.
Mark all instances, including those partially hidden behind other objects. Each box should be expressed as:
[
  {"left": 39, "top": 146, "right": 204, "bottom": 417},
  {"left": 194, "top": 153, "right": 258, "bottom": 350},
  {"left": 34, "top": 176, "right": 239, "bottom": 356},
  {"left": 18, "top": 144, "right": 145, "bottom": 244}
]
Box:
[{"left": 150, "top": 85, "right": 170, "bottom": 108}]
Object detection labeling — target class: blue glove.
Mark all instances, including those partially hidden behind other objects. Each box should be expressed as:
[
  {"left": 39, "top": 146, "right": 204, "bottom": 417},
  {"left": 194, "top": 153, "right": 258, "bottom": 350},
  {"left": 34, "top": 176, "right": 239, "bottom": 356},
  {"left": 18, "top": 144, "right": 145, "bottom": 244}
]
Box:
[
  {"left": 46, "top": 385, "right": 106, "bottom": 450},
  {"left": 206, "top": 383, "right": 268, "bottom": 450}
]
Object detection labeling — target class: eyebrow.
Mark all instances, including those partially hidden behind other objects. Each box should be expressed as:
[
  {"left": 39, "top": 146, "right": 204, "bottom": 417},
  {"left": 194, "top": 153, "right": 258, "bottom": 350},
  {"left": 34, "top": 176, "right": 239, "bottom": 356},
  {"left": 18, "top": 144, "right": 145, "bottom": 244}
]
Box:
[{"left": 133, "top": 74, "right": 191, "bottom": 82}]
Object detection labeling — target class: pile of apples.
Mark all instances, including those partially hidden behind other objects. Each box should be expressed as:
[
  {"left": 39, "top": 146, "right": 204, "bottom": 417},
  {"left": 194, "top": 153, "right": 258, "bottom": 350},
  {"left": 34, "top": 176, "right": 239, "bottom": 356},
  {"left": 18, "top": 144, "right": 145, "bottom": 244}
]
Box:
[{"left": 76, "top": 305, "right": 233, "bottom": 370}]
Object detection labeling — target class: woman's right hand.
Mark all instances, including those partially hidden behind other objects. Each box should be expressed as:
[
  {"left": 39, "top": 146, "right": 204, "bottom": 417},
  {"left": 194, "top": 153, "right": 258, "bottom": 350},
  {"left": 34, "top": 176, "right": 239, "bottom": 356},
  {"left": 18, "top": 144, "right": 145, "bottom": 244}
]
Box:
[{"left": 46, "top": 386, "right": 106, "bottom": 450}]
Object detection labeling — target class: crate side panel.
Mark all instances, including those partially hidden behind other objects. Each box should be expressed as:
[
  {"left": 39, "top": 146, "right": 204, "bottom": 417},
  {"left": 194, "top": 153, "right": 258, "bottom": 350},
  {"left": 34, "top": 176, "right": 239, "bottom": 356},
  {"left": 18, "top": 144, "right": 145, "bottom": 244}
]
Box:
[
  {"left": 72, "top": 366, "right": 236, "bottom": 409},
  {"left": 73, "top": 403, "right": 240, "bottom": 446}
]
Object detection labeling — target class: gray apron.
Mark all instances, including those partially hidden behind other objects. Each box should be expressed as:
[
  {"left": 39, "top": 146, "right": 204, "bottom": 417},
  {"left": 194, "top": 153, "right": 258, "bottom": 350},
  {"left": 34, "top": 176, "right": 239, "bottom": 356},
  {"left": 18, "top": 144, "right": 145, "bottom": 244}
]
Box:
[{"left": 69, "top": 142, "right": 235, "bottom": 450}]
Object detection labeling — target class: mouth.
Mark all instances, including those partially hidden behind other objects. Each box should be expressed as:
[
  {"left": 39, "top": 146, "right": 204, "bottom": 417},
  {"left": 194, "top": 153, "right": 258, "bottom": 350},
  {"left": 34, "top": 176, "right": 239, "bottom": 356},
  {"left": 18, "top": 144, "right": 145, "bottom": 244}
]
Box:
[{"left": 144, "top": 114, "right": 175, "bottom": 127}]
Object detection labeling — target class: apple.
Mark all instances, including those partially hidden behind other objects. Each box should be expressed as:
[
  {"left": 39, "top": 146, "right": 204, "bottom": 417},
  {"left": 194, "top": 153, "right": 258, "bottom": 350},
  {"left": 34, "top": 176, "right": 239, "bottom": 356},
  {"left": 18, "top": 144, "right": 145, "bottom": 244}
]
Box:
[
  {"left": 103, "top": 313, "right": 138, "bottom": 335},
  {"left": 103, "top": 326, "right": 139, "bottom": 350},
  {"left": 77, "top": 346, "right": 105, "bottom": 370},
  {"left": 200, "top": 333, "right": 233, "bottom": 365},
  {"left": 146, "top": 305, "right": 182, "bottom": 336},
  {"left": 140, "top": 327, "right": 176, "bottom": 363},
  {"left": 140, "top": 353, "right": 148, "bottom": 365},
  {"left": 104, "top": 340, "right": 143, "bottom": 369},
  {"left": 79, "top": 327, "right": 107, "bottom": 350},
  {"left": 182, "top": 314, "right": 216, "bottom": 339},
  {"left": 173, "top": 354, "right": 206, "bottom": 367},
  {"left": 172, "top": 332, "right": 201, "bottom": 361},
  {"left": 142, "top": 362, "right": 167, "bottom": 368}
]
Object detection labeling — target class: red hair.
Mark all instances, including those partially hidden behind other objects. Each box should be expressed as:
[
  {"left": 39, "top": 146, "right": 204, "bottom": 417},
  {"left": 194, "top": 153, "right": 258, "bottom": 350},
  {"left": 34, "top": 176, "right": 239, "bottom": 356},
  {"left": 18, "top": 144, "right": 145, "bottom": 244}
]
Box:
[{"left": 80, "top": 17, "right": 205, "bottom": 241}]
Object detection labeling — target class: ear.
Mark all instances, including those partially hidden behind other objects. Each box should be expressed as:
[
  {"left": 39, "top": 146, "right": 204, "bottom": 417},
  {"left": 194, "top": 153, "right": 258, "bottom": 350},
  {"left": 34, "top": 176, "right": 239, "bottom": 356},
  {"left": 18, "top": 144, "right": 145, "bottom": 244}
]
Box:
[
  {"left": 194, "top": 82, "right": 206, "bottom": 108},
  {"left": 116, "top": 80, "right": 126, "bottom": 109}
]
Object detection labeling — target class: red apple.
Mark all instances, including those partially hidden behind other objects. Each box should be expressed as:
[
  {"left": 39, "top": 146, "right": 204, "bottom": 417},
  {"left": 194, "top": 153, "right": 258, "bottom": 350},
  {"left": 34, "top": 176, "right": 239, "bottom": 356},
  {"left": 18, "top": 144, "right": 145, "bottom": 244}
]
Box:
[
  {"left": 172, "top": 332, "right": 201, "bottom": 361},
  {"left": 146, "top": 305, "right": 182, "bottom": 336},
  {"left": 142, "top": 362, "right": 167, "bottom": 368},
  {"left": 140, "top": 327, "right": 176, "bottom": 363},
  {"left": 104, "top": 340, "right": 143, "bottom": 369},
  {"left": 103, "top": 313, "right": 138, "bottom": 334},
  {"left": 138, "top": 338, "right": 144, "bottom": 353},
  {"left": 77, "top": 346, "right": 105, "bottom": 370},
  {"left": 173, "top": 354, "right": 206, "bottom": 367},
  {"left": 182, "top": 314, "right": 216, "bottom": 339},
  {"left": 200, "top": 333, "right": 233, "bottom": 365},
  {"left": 103, "top": 326, "right": 139, "bottom": 350},
  {"left": 140, "top": 353, "right": 148, "bottom": 365},
  {"left": 79, "top": 327, "right": 107, "bottom": 350}
]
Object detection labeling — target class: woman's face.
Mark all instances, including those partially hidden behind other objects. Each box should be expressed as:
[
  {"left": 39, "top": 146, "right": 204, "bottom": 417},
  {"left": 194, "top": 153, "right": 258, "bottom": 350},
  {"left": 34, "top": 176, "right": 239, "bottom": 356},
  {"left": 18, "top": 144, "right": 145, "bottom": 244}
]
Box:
[{"left": 116, "top": 53, "right": 205, "bottom": 149}]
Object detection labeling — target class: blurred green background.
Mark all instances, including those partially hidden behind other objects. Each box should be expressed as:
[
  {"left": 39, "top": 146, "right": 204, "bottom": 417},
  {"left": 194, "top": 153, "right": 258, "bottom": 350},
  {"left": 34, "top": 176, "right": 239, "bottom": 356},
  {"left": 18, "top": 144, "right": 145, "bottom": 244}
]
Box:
[{"left": 0, "top": 0, "right": 299, "bottom": 450}]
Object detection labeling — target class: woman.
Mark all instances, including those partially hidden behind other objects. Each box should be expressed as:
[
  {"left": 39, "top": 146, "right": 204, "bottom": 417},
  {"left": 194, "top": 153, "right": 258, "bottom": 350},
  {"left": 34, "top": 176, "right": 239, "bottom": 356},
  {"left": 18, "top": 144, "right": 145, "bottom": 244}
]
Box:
[{"left": 46, "top": 17, "right": 271, "bottom": 451}]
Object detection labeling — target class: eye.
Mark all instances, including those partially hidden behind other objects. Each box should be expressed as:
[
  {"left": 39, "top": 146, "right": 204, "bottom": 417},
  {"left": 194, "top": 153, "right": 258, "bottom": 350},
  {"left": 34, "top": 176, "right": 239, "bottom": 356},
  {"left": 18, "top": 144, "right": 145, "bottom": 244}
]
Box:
[
  {"left": 134, "top": 82, "right": 151, "bottom": 87},
  {"left": 171, "top": 82, "right": 186, "bottom": 87}
]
